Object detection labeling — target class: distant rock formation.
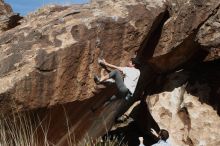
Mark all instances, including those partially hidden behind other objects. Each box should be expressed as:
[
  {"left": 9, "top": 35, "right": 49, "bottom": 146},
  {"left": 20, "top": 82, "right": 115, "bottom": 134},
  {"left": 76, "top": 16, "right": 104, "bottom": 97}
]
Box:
[
  {"left": 0, "top": 0, "right": 22, "bottom": 32},
  {"left": 0, "top": 0, "right": 219, "bottom": 145},
  {"left": 0, "top": 0, "right": 12, "bottom": 13}
]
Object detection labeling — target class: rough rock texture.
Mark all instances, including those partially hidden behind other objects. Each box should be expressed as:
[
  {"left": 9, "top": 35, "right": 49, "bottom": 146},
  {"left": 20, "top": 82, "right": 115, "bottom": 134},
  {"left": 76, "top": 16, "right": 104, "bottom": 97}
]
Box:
[
  {"left": 0, "top": 0, "right": 167, "bottom": 112},
  {"left": 0, "top": 0, "right": 167, "bottom": 145},
  {"left": 0, "top": 0, "right": 12, "bottom": 13},
  {"left": 136, "top": 0, "right": 220, "bottom": 145},
  {"left": 138, "top": 0, "right": 220, "bottom": 72},
  {"left": 147, "top": 60, "right": 220, "bottom": 146},
  {"left": 0, "top": 0, "right": 22, "bottom": 32},
  {"left": 0, "top": 0, "right": 220, "bottom": 145}
]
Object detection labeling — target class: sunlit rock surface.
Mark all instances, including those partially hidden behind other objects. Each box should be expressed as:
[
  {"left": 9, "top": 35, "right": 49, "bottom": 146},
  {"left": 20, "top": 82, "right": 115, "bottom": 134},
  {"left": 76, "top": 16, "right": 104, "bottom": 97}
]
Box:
[
  {"left": 147, "top": 61, "right": 220, "bottom": 146},
  {"left": 0, "top": 0, "right": 219, "bottom": 145},
  {"left": 0, "top": 0, "right": 22, "bottom": 32}
]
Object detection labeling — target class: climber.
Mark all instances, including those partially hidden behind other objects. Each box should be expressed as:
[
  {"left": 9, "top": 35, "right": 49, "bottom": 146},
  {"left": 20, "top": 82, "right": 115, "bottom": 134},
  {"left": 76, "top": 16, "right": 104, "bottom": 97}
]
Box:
[
  {"left": 151, "top": 129, "right": 170, "bottom": 146},
  {"left": 94, "top": 57, "right": 140, "bottom": 101}
]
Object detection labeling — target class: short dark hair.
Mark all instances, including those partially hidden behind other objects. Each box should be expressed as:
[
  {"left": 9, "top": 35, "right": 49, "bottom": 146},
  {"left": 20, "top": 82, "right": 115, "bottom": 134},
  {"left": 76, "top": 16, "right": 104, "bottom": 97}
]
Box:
[
  {"left": 131, "top": 58, "right": 141, "bottom": 69},
  {"left": 159, "top": 129, "right": 169, "bottom": 141}
]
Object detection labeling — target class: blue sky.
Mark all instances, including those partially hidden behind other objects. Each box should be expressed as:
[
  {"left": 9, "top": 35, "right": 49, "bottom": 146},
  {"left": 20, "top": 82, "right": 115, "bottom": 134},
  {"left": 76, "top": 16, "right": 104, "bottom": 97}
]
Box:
[{"left": 5, "top": 0, "right": 90, "bottom": 16}]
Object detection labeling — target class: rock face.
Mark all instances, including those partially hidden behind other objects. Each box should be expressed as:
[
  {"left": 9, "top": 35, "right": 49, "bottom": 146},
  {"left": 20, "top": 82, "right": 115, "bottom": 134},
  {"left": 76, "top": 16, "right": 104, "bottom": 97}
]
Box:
[
  {"left": 0, "top": 0, "right": 12, "bottom": 13},
  {"left": 0, "top": 0, "right": 166, "bottom": 112},
  {"left": 135, "top": 0, "right": 220, "bottom": 145},
  {"left": 147, "top": 60, "right": 220, "bottom": 146},
  {"left": 0, "top": 0, "right": 219, "bottom": 145},
  {"left": 0, "top": 0, "right": 167, "bottom": 145},
  {"left": 0, "top": 0, "right": 22, "bottom": 32}
]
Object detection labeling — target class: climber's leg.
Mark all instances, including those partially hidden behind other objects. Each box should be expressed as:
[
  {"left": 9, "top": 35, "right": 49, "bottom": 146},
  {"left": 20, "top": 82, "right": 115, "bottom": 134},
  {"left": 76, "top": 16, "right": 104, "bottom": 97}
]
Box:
[
  {"left": 94, "top": 73, "right": 109, "bottom": 84},
  {"left": 93, "top": 70, "right": 129, "bottom": 112},
  {"left": 108, "top": 70, "right": 129, "bottom": 97},
  {"left": 95, "top": 69, "right": 129, "bottom": 99}
]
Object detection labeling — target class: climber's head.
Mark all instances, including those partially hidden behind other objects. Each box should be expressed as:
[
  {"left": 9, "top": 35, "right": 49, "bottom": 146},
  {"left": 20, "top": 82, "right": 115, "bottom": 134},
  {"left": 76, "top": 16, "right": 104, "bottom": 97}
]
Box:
[
  {"left": 128, "top": 58, "right": 141, "bottom": 69},
  {"left": 159, "top": 129, "right": 169, "bottom": 141}
]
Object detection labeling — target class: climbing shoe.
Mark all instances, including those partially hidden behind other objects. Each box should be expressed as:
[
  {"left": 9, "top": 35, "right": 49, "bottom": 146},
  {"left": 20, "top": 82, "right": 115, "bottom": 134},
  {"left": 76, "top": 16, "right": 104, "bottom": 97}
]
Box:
[{"left": 94, "top": 75, "right": 101, "bottom": 84}]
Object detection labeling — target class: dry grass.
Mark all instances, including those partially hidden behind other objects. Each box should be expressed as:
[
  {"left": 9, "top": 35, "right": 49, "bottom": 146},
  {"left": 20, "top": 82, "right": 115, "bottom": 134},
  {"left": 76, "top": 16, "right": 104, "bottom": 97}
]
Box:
[
  {"left": 0, "top": 112, "right": 41, "bottom": 146},
  {"left": 0, "top": 112, "right": 127, "bottom": 146}
]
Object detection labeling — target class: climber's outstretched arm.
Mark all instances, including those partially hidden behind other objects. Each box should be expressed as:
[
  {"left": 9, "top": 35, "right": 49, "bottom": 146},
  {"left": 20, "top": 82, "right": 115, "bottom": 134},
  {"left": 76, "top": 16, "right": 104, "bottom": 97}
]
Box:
[{"left": 100, "top": 59, "right": 123, "bottom": 72}]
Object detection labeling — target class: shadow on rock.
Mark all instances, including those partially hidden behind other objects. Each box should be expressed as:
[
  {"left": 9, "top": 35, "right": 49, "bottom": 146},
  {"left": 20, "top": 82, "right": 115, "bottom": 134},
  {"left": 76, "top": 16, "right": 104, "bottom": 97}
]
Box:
[
  {"left": 103, "top": 100, "right": 160, "bottom": 146},
  {"left": 146, "top": 59, "right": 220, "bottom": 116}
]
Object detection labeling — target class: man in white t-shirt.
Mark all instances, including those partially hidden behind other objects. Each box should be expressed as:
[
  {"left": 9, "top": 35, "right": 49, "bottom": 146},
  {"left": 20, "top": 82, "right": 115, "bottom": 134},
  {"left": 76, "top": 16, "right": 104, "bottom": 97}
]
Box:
[{"left": 94, "top": 58, "right": 140, "bottom": 100}]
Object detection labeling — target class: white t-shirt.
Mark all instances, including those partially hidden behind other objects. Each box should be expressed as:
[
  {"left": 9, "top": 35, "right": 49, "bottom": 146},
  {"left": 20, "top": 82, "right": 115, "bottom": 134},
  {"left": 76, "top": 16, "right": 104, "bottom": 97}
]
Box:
[
  {"left": 121, "top": 67, "right": 140, "bottom": 94},
  {"left": 152, "top": 140, "right": 171, "bottom": 146}
]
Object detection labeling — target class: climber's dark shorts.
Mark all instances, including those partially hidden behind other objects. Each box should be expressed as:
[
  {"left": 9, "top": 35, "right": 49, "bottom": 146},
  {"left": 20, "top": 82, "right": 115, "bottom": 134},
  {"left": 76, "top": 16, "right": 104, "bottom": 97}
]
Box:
[{"left": 109, "top": 69, "right": 129, "bottom": 98}]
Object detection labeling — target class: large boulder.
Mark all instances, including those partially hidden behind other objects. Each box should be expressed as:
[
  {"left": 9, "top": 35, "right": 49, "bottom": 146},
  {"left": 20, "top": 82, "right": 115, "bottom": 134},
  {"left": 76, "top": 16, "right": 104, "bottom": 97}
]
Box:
[
  {"left": 0, "top": 0, "right": 167, "bottom": 112},
  {"left": 0, "top": 0, "right": 167, "bottom": 145},
  {"left": 0, "top": 0, "right": 219, "bottom": 145}
]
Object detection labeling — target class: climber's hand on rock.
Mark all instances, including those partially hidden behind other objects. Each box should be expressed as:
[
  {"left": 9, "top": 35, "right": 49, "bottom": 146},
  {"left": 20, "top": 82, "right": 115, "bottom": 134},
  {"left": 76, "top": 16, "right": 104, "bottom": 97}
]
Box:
[
  {"left": 100, "top": 59, "right": 106, "bottom": 65},
  {"left": 98, "top": 58, "right": 106, "bottom": 65}
]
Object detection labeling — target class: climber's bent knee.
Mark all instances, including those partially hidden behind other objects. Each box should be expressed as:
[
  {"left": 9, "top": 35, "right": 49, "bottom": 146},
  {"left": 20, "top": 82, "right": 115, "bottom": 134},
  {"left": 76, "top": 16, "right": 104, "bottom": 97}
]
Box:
[{"left": 109, "top": 69, "right": 121, "bottom": 78}]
